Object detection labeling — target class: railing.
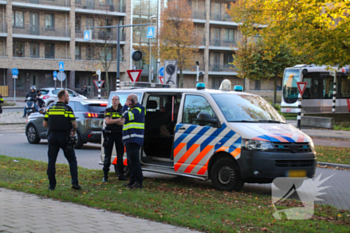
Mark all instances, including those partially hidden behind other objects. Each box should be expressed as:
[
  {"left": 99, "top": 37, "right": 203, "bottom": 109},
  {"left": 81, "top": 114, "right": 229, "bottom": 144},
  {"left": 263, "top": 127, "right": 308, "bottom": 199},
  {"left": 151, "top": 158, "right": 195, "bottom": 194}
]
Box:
[
  {"left": 13, "top": 26, "right": 70, "bottom": 38},
  {"left": 209, "top": 63, "right": 235, "bottom": 72},
  {"left": 192, "top": 11, "right": 206, "bottom": 20},
  {"left": 13, "top": 53, "right": 70, "bottom": 60},
  {"left": 76, "top": 29, "right": 125, "bottom": 41},
  {"left": 12, "top": 0, "right": 70, "bottom": 7},
  {"left": 210, "top": 39, "right": 237, "bottom": 47},
  {"left": 75, "top": 0, "right": 126, "bottom": 12},
  {"left": 210, "top": 12, "right": 233, "bottom": 22},
  {"left": 183, "top": 64, "right": 205, "bottom": 71}
]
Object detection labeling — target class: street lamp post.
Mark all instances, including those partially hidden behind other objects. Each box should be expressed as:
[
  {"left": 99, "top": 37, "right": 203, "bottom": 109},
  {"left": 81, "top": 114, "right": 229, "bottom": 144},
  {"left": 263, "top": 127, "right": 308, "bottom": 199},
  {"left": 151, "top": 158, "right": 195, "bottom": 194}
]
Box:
[
  {"left": 149, "top": 15, "right": 157, "bottom": 83},
  {"left": 196, "top": 61, "right": 199, "bottom": 83}
]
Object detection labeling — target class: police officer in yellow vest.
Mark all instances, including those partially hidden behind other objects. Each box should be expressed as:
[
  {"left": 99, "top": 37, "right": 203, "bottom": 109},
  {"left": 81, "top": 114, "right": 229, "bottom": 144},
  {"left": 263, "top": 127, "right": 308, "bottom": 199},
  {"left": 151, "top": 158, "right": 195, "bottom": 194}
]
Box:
[
  {"left": 43, "top": 89, "right": 81, "bottom": 191},
  {"left": 102, "top": 95, "right": 126, "bottom": 182}
]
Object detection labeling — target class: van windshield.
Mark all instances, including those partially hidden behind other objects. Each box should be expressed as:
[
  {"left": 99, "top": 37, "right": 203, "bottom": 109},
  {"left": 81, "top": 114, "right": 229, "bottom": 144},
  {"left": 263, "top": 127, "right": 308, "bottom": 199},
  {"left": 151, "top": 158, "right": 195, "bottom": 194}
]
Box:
[{"left": 211, "top": 94, "right": 285, "bottom": 123}]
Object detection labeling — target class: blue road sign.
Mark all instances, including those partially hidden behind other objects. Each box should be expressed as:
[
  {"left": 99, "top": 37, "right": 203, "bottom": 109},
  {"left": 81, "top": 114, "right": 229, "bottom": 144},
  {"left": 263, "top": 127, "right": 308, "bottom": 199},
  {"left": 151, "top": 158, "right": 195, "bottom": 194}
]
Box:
[
  {"left": 147, "top": 27, "right": 156, "bottom": 39},
  {"left": 59, "top": 61, "right": 64, "bottom": 72},
  {"left": 12, "top": 68, "right": 19, "bottom": 75},
  {"left": 84, "top": 30, "right": 91, "bottom": 41},
  {"left": 159, "top": 67, "right": 164, "bottom": 77},
  {"left": 53, "top": 71, "right": 58, "bottom": 78}
]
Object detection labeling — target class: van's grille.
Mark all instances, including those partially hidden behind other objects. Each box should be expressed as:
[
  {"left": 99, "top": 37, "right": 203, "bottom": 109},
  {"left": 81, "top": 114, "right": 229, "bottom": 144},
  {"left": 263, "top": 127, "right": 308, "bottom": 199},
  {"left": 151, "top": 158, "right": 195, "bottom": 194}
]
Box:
[
  {"left": 272, "top": 142, "right": 311, "bottom": 153},
  {"left": 275, "top": 160, "right": 314, "bottom": 167}
]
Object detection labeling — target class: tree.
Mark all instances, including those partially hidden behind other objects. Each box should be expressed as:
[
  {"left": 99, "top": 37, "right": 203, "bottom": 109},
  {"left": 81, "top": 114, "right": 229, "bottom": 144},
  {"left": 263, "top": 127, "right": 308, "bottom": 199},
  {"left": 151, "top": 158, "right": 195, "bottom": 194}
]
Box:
[
  {"left": 159, "top": 0, "right": 201, "bottom": 88},
  {"left": 228, "top": 0, "right": 350, "bottom": 67},
  {"left": 87, "top": 13, "right": 118, "bottom": 96},
  {"left": 232, "top": 38, "right": 309, "bottom": 104}
]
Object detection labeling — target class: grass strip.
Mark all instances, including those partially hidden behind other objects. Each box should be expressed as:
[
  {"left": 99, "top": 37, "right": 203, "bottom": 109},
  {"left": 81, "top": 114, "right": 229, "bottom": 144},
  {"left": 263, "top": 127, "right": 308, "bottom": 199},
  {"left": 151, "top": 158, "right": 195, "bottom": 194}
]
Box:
[
  {"left": 315, "top": 145, "right": 350, "bottom": 165},
  {"left": 1, "top": 155, "right": 349, "bottom": 232}
]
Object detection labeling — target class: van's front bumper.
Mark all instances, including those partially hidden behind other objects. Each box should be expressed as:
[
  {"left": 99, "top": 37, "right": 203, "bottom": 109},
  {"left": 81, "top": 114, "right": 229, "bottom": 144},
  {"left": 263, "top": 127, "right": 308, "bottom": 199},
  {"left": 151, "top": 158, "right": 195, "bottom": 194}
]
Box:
[{"left": 238, "top": 149, "right": 317, "bottom": 183}]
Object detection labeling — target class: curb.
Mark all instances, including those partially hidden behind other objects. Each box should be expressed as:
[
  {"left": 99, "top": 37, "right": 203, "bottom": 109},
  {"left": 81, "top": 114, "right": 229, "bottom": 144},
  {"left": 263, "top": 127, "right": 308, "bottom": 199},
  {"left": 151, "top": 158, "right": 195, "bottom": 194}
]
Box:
[
  {"left": 0, "top": 123, "right": 26, "bottom": 125},
  {"left": 2, "top": 107, "right": 24, "bottom": 110},
  {"left": 318, "top": 162, "right": 350, "bottom": 169},
  {"left": 309, "top": 135, "right": 350, "bottom": 140}
]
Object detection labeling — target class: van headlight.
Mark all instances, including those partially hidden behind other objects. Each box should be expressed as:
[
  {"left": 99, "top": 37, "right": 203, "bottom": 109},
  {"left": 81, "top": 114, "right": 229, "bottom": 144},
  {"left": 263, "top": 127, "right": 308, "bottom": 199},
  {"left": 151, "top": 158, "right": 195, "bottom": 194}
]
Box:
[
  {"left": 242, "top": 139, "right": 273, "bottom": 151},
  {"left": 309, "top": 140, "right": 316, "bottom": 153}
]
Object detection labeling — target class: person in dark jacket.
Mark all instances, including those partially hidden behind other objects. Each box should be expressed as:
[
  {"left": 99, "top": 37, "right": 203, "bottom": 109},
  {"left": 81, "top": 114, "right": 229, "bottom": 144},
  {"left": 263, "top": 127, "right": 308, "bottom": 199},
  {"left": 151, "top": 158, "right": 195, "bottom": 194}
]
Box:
[
  {"left": 122, "top": 94, "right": 145, "bottom": 189},
  {"left": 23, "top": 86, "right": 39, "bottom": 117},
  {"left": 102, "top": 95, "right": 126, "bottom": 182}
]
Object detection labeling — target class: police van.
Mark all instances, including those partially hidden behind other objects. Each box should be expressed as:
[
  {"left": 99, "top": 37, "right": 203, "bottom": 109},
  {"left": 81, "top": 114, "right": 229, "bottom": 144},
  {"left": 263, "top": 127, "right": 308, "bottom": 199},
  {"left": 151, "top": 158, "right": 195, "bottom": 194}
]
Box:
[{"left": 100, "top": 80, "right": 317, "bottom": 191}]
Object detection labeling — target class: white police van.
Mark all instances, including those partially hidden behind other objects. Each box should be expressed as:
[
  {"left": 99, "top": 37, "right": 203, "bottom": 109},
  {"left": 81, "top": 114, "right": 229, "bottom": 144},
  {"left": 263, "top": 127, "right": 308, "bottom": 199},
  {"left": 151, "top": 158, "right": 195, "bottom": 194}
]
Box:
[{"left": 100, "top": 80, "right": 317, "bottom": 191}]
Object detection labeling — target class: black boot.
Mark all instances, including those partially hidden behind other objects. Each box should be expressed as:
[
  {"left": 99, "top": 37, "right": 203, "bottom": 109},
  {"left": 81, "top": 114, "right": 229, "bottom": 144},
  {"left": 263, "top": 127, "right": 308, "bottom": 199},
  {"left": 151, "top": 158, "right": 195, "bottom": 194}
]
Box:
[{"left": 102, "top": 172, "right": 108, "bottom": 182}]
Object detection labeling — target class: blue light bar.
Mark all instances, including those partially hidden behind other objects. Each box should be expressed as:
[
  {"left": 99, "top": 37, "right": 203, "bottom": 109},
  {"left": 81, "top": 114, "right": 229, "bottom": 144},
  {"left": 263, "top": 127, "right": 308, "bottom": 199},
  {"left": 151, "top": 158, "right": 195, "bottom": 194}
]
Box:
[
  {"left": 196, "top": 82, "right": 205, "bottom": 90},
  {"left": 234, "top": 85, "right": 243, "bottom": 92}
]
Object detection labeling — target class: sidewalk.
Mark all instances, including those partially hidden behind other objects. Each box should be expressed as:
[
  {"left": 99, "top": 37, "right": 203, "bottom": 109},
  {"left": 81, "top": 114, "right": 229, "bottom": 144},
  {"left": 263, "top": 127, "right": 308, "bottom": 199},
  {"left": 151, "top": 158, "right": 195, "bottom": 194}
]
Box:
[{"left": 0, "top": 188, "right": 199, "bottom": 233}]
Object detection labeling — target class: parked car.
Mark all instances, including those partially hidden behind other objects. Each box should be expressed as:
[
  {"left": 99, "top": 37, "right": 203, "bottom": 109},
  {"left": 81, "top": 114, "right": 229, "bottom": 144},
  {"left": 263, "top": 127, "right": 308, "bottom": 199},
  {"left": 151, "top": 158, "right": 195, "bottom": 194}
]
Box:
[
  {"left": 25, "top": 99, "right": 107, "bottom": 149},
  {"left": 38, "top": 88, "right": 87, "bottom": 107}
]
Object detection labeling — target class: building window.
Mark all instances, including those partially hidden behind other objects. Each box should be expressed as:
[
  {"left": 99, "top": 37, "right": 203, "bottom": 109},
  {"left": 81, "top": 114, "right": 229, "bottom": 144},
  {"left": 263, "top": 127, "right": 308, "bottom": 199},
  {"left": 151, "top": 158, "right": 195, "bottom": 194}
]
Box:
[
  {"left": 13, "top": 11, "right": 24, "bottom": 28},
  {"left": 86, "top": 46, "right": 94, "bottom": 60},
  {"left": 255, "top": 80, "right": 261, "bottom": 90},
  {"left": 101, "top": 48, "right": 112, "bottom": 61},
  {"left": 224, "top": 53, "right": 234, "bottom": 66},
  {"left": 75, "top": 76, "right": 80, "bottom": 88},
  {"left": 45, "top": 14, "right": 54, "bottom": 30},
  {"left": 32, "top": 75, "right": 36, "bottom": 86},
  {"left": 212, "top": 77, "right": 223, "bottom": 89},
  {"left": 75, "top": 45, "right": 81, "bottom": 60},
  {"left": 224, "top": 29, "right": 235, "bottom": 42},
  {"left": 30, "top": 43, "right": 39, "bottom": 58},
  {"left": 13, "top": 41, "right": 25, "bottom": 57},
  {"left": 45, "top": 43, "right": 55, "bottom": 59},
  {"left": 75, "top": 16, "right": 81, "bottom": 32}
]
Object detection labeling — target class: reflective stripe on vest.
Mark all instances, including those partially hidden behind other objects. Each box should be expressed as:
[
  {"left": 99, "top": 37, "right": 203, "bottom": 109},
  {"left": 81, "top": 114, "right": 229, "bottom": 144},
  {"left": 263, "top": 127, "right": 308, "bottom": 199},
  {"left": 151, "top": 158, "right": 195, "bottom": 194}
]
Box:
[{"left": 123, "top": 122, "right": 144, "bottom": 131}]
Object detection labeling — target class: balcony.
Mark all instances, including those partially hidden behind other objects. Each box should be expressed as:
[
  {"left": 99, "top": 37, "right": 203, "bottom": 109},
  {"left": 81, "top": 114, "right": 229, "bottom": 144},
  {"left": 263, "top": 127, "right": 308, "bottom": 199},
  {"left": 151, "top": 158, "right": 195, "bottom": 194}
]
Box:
[
  {"left": 13, "top": 26, "right": 70, "bottom": 41},
  {"left": 75, "top": 0, "right": 126, "bottom": 15},
  {"left": 12, "top": 0, "right": 70, "bottom": 11},
  {"left": 192, "top": 11, "right": 206, "bottom": 20},
  {"left": 209, "top": 63, "right": 236, "bottom": 72},
  {"left": 209, "top": 39, "right": 237, "bottom": 49},
  {"left": 13, "top": 52, "right": 70, "bottom": 60},
  {"left": 210, "top": 12, "right": 238, "bottom": 26},
  {"left": 75, "top": 29, "right": 125, "bottom": 43}
]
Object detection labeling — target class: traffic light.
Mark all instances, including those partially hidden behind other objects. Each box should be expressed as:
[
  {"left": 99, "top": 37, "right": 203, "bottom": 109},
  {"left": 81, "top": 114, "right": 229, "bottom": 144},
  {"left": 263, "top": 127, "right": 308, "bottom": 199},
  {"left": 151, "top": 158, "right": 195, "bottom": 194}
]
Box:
[{"left": 131, "top": 51, "right": 142, "bottom": 61}]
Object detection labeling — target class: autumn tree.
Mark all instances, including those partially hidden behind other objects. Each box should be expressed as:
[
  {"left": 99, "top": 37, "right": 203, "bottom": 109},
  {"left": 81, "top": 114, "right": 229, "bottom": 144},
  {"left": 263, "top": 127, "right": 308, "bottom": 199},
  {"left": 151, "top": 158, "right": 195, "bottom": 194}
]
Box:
[
  {"left": 228, "top": 0, "right": 350, "bottom": 67},
  {"left": 159, "top": 0, "right": 201, "bottom": 88}
]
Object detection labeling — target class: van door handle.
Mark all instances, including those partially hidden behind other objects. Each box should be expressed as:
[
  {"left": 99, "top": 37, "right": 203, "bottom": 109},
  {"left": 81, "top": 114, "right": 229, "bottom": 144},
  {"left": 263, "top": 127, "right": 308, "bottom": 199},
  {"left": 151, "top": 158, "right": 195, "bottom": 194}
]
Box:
[{"left": 178, "top": 127, "right": 186, "bottom": 130}]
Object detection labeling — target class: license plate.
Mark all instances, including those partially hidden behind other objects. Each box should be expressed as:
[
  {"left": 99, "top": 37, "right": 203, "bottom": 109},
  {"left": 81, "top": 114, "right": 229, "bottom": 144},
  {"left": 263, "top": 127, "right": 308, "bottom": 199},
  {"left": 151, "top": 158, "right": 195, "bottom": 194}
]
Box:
[{"left": 287, "top": 170, "right": 306, "bottom": 177}]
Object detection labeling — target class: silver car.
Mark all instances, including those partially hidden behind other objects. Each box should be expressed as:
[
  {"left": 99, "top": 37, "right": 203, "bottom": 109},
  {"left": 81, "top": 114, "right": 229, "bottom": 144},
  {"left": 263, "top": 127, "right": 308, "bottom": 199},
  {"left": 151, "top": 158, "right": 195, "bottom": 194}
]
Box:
[
  {"left": 39, "top": 88, "right": 87, "bottom": 107},
  {"left": 25, "top": 99, "right": 107, "bottom": 149}
]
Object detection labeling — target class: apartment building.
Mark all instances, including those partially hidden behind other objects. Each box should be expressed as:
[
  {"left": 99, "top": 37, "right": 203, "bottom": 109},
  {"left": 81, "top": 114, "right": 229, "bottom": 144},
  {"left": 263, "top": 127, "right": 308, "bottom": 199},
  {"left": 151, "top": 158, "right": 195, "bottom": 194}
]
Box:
[{"left": 0, "top": 0, "right": 276, "bottom": 97}]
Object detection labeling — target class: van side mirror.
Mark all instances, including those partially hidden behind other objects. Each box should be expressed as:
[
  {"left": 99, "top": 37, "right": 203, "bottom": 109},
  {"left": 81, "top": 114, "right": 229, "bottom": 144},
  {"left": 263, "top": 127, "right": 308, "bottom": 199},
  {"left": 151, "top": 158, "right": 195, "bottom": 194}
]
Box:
[{"left": 197, "top": 112, "right": 219, "bottom": 126}]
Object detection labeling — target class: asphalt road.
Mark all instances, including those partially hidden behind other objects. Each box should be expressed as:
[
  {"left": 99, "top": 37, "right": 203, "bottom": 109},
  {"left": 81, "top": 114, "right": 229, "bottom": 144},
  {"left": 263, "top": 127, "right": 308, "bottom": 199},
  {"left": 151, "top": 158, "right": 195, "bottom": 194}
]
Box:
[{"left": 0, "top": 124, "right": 349, "bottom": 210}]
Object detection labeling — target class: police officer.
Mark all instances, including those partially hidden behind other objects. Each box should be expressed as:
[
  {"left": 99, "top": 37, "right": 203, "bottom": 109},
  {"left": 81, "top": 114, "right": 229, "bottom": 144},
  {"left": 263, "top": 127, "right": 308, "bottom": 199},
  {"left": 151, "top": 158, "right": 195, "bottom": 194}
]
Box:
[
  {"left": 122, "top": 94, "right": 145, "bottom": 189},
  {"left": 0, "top": 93, "right": 3, "bottom": 114},
  {"left": 43, "top": 89, "right": 81, "bottom": 191},
  {"left": 102, "top": 95, "right": 125, "bottom": 182}
]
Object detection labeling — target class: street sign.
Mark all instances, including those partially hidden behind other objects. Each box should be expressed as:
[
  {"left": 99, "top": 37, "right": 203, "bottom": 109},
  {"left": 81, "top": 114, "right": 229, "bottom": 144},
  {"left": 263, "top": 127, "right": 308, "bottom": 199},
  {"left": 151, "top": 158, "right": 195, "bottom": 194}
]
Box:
[
  {"left": 12, "top": 75, "right": 18, "bottom": 79},
  {"left": 159, "top": 67, "right": 164, "bottom": 77},
  {"left": 53, "top": 71, "right": 58, "bottom": 78},
  {"left": 59, "top": 61, "right": 64, "bottom": 72},
  {"left": 164, "top": 60, "right": 177, "bottom": 86},
  {"left": 341, "top": 67, "right": 349, "bottom": 74},
  {"left": 159, "top": 76, "right": 164, "bottom": 84},
  {"left": 127, "top": 70, "right": 142, "bottom": 82},
  {"left": 297, "top": 82, "right": 307, "bottom": 96},
  {"left": 93, "top": 80, "right": 105, "bottom": 89},
  {"left": 12, "top": 68, "right": 19, "bottom": 76},
  {"left": 57, "top": 71, "right": 66, "bottom": 81},
  {"left": 84, "top": 30, "right": 92, "bottom": 41},
  {"left": 146, "top": 27, "right": 156, "bottom": 39}
]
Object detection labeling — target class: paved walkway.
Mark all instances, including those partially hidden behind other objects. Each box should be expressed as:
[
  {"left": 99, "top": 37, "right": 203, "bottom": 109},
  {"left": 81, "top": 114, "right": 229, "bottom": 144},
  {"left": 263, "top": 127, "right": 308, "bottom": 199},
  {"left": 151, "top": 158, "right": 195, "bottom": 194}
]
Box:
[{"left": 0, "top": 188, "right": 199, "bottom": 233}]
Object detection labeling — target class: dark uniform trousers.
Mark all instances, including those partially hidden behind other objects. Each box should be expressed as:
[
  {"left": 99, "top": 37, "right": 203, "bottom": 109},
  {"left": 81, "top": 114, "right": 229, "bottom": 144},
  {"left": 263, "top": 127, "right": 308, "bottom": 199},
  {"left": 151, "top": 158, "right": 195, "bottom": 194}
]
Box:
[
  {"left": 48, "top": 132, "right": 79, "bottom": 188},
  {"left": 125, "top": 143, "right": 143, "bottom": 184},
  {"left": 103, "top": 133, "right": 124, "bottom": 176}
]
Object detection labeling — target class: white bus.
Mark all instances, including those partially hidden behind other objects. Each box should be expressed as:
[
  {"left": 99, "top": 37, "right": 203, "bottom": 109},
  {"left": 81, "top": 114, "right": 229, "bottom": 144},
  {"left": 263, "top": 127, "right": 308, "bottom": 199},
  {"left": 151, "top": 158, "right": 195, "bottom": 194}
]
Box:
[{"left": 281, "top": 65, "right": 350, "bottom": 113}]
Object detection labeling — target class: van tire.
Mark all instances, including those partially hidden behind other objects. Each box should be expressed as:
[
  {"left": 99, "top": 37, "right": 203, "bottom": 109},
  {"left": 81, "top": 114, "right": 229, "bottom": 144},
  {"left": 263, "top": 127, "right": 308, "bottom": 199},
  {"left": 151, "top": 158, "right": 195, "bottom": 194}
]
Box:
[{"left": 211, "top": 158, "right": 244, "bottom": 192}]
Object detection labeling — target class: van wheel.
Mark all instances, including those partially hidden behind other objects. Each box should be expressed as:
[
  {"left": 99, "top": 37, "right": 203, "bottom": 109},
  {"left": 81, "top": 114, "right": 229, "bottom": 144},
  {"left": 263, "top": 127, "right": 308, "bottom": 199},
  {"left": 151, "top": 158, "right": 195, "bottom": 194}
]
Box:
[
  {"left": 74, "top": 132, "right": 84, "bottom": 149},
  {"left": 114, "top": 165, "right": 130, "bottom": 177},
  {"left": 211, "top": 158, "right": 244, "bottom": 192}
]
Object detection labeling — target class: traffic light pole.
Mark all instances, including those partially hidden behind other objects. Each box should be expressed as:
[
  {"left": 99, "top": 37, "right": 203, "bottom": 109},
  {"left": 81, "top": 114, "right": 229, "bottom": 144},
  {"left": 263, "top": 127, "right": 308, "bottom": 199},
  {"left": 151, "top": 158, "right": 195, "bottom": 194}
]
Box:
[{"left": 87, "top": 23, "right": 156, "bottom": 91}]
